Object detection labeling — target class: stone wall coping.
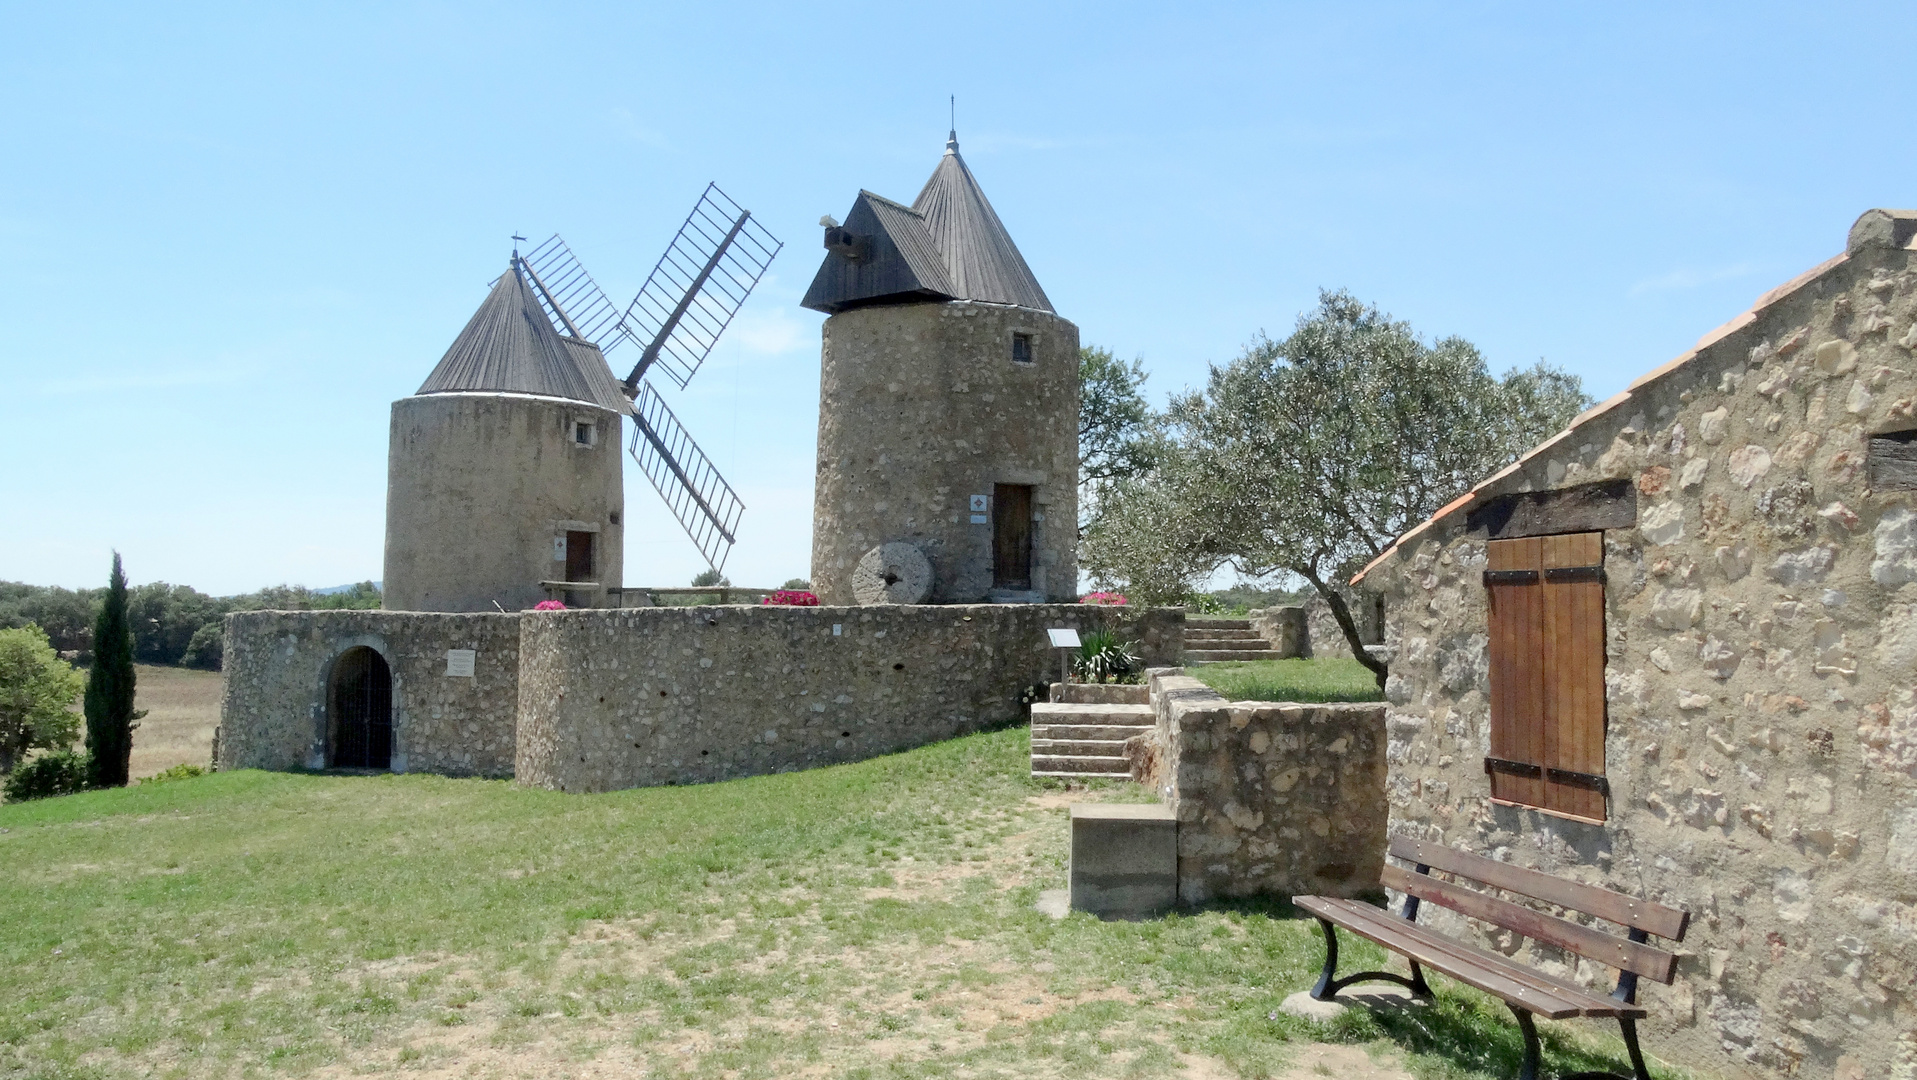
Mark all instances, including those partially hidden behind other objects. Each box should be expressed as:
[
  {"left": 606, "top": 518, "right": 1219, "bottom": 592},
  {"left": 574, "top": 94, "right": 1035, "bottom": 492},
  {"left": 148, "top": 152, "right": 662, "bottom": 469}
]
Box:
[{"left": 1071, "top": 803, "right": 1176, "bottom": 821}]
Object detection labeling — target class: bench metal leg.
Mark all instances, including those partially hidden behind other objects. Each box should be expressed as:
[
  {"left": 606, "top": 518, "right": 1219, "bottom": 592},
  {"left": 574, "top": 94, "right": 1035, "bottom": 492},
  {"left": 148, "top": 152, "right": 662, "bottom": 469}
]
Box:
[
  {"left": 1509, "top": 1005, "right": 1652, "bottom": 1080},
  {"left": 1309, "top": 917, "right": 1434, "bottom": 1002}
]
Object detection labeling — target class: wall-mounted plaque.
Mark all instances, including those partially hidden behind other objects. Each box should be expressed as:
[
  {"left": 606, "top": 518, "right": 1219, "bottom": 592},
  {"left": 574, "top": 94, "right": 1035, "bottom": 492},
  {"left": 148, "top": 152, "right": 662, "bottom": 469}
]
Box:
[{"left": 445, "top": 649, "right": 476, "bottom": 677}]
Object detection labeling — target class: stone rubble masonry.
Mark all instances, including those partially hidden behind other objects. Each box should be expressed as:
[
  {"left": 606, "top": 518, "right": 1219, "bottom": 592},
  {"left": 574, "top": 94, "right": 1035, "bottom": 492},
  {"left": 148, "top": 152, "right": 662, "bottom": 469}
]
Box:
[
  {"left": 516, "top": 604, "right": 1178, "bottom": 793},
  {"left": 1360, "top": 214, "right": 1917, "bottom": 1080},
  {"left": 1142, "top": 671, "right": 1387, "bottom": 905},
  {"left": 221, "top": 603, "right": 1181, "bottom": 791},
  {"left": 810, "top": 300, "right": 1080, "bottom": 604},
  {"left": 1244, "top": 594, "right": 1384, "bottom": 660},
  {"left": 218, "top": 610, "right": 521, "bottom": 776}
]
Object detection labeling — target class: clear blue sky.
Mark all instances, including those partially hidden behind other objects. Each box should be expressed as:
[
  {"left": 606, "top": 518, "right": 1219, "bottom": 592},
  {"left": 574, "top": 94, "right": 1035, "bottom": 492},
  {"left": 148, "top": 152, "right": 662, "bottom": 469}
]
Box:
[{"left": 3, "top": 2, "right": 1912, "bottom": 595}]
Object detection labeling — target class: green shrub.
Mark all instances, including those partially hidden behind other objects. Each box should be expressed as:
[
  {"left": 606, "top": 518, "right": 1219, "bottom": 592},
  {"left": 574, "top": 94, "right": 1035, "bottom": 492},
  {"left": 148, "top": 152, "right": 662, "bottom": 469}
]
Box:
[
  {"left": 0, "top": 624, "right": 86, "bottom": 775},
  {"left": 181, "top": 622, "right": 223, "bottom": 670},
  {"left": 3, "top": 749, "right": 90, "bottom": 802},
  {"left": 138, "top": 762, "right": 207, "bottom": 785},
  {"left": 781, "top": 577, "right": 810, "bottom": 590},
  {"left": 1073, "top": 630, "right": 1139, "bottom": 684}
]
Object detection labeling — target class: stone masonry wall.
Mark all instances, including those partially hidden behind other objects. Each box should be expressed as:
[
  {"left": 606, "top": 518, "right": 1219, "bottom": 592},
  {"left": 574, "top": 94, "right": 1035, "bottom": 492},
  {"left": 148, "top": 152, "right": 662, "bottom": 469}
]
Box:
[
  {"left": 218, "top": 610, "right": 520, "bottom": 776},
  {"left": 1144, "top": 671, "right": 1387, "bottom": 904},
  {"left": 811, "top": 301, "right": 1080, "bottom": 603},
  {"left": 1362, "top": 217, "right": 1917, "bottom": 1080},
  {"left": 516, "top": 604, "right": 1180, "bottom": 792}
]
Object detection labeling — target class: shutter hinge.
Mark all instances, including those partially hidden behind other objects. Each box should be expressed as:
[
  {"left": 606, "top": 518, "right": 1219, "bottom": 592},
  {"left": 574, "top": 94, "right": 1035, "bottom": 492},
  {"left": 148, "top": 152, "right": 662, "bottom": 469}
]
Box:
[
  {"left": 1484, "top": 756, "right": 1543, "bottom": 779},
  {"left": 1482, "top": 569, "right": 1540, "bottom": 586},
  {"left": 1544, "top": 565, "right": 1605, "bottom": 583},
  {"left": 1547, "top": 767, "right": 1611, "bottom": 795}
]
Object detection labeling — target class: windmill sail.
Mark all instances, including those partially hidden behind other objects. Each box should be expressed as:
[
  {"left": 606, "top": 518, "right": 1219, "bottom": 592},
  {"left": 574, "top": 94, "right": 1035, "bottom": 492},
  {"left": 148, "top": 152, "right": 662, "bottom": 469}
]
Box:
[
  {"left": 519, "top": 235, "right": 638, "bottom": 351},
  {"left": 512, "top": 187, "right": 779, "bottom": 573},
  {"left": 628, "top": 381, "right": 746, "bottom": 572},
  {"left": 622, "top": 183, "right": 783, "bottom": 389}
]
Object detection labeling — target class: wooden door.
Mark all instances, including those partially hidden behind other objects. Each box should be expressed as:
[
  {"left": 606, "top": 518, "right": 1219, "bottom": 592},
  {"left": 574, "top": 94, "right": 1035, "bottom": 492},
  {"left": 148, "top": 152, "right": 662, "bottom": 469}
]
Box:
[
  {"left": 993, "top": 484, "right": 1033, "bottom": 589},
  {"left": 565, "top": 530, "right": 595, "bottom": 582}
]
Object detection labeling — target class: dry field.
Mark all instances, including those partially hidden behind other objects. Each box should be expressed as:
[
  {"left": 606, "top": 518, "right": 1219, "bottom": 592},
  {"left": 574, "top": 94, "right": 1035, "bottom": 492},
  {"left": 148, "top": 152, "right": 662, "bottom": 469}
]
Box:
[{"left": 129, "top": 662, "right": 222, "bottom": 778}]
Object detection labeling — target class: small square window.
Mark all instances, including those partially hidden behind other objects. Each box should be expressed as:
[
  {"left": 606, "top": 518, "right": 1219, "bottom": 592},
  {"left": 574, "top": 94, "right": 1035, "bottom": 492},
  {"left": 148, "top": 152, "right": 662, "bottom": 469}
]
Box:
[
  {"left": 573, "top": 421, "right": 595, "bottom": 446},
  {"left": 1011, "top": 332, "right": 1034, "bottom": 364}
]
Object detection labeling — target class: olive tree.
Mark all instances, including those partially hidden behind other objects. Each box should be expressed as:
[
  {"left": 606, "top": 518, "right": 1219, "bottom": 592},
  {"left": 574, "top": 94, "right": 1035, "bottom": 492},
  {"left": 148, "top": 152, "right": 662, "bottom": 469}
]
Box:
[
  {"left": 0, "top": 625, "right": 86, "bottom": 775},
  {"left": 1078, "top": 346, "right": 1162, "bottom": 540},
  {"left": 1087, "top": 291, "right": 1589, "bottom": 683}
]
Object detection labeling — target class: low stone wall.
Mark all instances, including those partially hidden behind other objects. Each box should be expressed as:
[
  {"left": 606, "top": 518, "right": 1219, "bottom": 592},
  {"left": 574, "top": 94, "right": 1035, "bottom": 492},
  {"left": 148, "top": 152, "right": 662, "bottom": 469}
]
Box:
[
  {"left": 1247, "top": 607, "right": 1306, "bottom": 658},
  {"left": 218, "top": 610, "right": 521, "bottom": 776},
  {"left": 1146, "top": 672, "right": 1387, "bottom": 904},
  {"left": 516, "top": 603, "right": 1179, "bottom": 793}
]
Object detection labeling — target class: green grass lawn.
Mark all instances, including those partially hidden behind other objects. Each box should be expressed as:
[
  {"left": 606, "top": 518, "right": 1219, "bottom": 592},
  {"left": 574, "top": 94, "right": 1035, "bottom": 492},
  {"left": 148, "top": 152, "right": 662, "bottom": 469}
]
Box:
[
  {"left": 1190, "top": 658, "right": 1385, "bottom": 704},
  {"left": 1, "top": 727, "right": 1688, "bottom": 1080}
]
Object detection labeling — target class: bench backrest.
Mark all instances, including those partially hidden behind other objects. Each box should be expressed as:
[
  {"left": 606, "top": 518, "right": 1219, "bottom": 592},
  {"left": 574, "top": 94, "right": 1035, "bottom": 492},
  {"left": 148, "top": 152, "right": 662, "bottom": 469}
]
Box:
[{"left": 1386, "top": 837, "right": 1689, "bottom": 985}]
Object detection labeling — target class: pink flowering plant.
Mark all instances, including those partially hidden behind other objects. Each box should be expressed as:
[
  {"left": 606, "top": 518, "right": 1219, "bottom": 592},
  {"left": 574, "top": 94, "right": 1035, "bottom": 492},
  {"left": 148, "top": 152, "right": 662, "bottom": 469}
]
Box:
[
  {"left": 532, "top": 600, "right": 567, "bottom": 611},
  {"left": 762, "top": 590, "right": 820, "bottom": 607},
  {"left": 1080, "top": 591, "right": 1128, "bottom": 606}
]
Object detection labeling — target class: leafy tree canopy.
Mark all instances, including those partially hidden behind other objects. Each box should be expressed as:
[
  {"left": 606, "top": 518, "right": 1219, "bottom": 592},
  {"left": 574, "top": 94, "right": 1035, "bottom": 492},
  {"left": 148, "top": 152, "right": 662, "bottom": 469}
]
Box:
[
  {"left": 0, "top": 625, "right": 86, "bottom": 775},
  {"left": 1084, "top": 291, "right": 1590, "bottom": 681}
]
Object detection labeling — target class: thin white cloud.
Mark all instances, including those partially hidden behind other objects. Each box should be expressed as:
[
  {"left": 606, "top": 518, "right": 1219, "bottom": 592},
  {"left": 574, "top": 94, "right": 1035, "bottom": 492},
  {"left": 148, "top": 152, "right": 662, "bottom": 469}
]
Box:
[{"left": 1628, "top": 262, "right": 1765, "bottom": 296}]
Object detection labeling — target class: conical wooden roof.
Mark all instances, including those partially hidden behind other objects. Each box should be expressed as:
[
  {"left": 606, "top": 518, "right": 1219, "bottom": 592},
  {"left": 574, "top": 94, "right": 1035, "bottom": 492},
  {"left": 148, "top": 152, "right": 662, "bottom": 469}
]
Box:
[
  {"left": 417, "top": 262, "right": 633, "bottom": 414},
  {"left": 802, "top": 132, "right": 1053, "bottom": 314}
]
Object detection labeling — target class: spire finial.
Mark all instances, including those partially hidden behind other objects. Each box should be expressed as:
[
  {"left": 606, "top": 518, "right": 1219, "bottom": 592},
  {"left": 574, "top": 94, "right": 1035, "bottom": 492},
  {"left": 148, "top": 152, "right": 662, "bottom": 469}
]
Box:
[{"left": 946, "top": 95, "right": 958, "bottom": 155}]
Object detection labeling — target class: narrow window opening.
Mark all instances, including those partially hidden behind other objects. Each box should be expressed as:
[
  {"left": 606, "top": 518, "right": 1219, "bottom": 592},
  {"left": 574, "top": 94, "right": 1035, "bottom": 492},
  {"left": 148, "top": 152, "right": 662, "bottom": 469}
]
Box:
[
  {"left": 573, "top": 421, "right": 596, "bottom": 446},
  {"left": 1011, "top": 332, "right": 1034, "bottom": 364}
]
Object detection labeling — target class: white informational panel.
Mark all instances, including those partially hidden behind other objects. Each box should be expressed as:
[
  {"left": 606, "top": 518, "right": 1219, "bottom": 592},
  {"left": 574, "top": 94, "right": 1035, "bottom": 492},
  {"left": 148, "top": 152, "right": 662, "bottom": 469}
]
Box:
[
  {"left": 970, "top": 514, "right": 988, "bottom": 524},
  {"left": 445, "top": 649, "right": 477, "bottom": 677},
  {"left": 1047, "top": 628, "right": 1081, "bottom": 649},
  {"left": 969, "top": 494, "right": 989, "bottom": 512}
]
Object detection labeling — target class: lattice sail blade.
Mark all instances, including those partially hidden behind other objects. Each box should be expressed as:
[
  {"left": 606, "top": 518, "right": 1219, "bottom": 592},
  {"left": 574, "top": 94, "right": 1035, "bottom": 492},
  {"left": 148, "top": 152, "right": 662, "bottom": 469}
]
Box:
[
  {"left": 519, "top": 235, "right": 643, "bottom": 351},
  {"left": 622, "top": 183, "right": 783, "bottom": 389},
  {"left": 627, "top": 379, "right": 745, "bottom": 572}
]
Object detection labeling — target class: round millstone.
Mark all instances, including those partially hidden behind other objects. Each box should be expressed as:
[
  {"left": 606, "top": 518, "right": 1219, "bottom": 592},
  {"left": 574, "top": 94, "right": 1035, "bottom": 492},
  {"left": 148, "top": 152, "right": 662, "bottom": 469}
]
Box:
[{"left": 851, "top": 542, "right": 933, "bottom": 605}]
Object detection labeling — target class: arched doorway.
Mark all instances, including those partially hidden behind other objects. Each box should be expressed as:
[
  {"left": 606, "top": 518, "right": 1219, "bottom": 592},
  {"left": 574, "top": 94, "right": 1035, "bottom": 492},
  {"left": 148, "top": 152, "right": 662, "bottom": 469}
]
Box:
[{"left": 328, "top": 647, "right": 392, "bottom": 769}]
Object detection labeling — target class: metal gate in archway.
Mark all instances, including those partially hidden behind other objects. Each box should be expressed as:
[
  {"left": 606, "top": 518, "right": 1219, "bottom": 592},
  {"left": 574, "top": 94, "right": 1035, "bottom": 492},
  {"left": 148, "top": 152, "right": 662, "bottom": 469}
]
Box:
[{"left": 328, "top": 647, "right": 392, "bottom": 769}]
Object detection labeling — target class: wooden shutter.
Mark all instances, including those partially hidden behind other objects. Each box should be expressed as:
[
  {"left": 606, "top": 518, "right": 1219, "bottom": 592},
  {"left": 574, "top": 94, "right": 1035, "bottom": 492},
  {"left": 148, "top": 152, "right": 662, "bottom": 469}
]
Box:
[{"left": 1484, "top": 531, "right": 1608, "bottom": 822}]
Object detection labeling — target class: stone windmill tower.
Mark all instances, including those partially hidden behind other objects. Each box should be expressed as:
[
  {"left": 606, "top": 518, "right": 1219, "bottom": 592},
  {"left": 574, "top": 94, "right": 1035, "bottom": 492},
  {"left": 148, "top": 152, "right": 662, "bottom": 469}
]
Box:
[
  {"left": 383, "top": 254, "right": 632, "bottom": 613},
  {"left": 803, "top": 130, "right": 1079, "bottom": 604}
]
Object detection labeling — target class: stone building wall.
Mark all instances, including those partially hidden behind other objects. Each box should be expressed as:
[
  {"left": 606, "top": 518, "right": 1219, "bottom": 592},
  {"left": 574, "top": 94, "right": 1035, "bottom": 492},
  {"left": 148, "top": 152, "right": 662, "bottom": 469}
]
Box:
[
  {"left": 385, "top": 392, "right": 625, "bottom": 613},
  {"left": 516, "top": 604, "right": 1180, "bottom": 793},
  {"left": 1358, "top": 212, "right": 1917, "bottom": 1080},
  {"left": 1140, "top": 672, "right": 1387, "bottom": 904},
  {"left": 217, "top": 610, "right": 521, "bottom": 776},
  {"left": 810, "top": 301, "right": 1080, "bottom": 604}
]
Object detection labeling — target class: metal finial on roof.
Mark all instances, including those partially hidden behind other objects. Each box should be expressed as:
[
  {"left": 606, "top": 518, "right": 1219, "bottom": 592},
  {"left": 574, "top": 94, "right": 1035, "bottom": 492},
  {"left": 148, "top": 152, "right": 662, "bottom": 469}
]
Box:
[{"left": 947, "top": 95, "right": 958, "bottom": 155}]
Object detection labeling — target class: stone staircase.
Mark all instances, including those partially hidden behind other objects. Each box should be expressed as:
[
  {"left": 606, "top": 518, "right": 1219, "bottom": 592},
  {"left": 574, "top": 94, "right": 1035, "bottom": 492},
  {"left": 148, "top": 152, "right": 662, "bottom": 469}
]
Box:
[
  {"left": 1030, "top": 682, "right": 1152, "bottom": 778},
  {"left": 1183, "top": 616, "right": 1280, "bottom": 663}
]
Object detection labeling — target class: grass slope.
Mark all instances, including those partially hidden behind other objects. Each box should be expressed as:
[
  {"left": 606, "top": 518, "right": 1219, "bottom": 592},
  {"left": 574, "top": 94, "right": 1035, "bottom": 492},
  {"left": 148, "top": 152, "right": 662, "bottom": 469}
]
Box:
[
  {"left": 1190, "top": 658, "right": 1383, "bottom": 704},
  {"left": 1, "top": 727, "right": 1685, "bottom": 1080}
]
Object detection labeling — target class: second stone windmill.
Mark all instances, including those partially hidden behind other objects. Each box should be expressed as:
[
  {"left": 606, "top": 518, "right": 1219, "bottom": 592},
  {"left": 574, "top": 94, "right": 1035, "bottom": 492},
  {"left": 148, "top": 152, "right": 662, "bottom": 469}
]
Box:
[{"left": 384, "top": 185, "right": 782, "bottom": 613}]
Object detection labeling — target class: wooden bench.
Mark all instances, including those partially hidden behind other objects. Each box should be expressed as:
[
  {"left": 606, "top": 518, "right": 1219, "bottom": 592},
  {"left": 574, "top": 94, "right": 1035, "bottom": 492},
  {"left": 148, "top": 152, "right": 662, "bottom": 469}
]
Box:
[{"left": 1294, "top": 837, "right": 1690, "bottom": 1080}]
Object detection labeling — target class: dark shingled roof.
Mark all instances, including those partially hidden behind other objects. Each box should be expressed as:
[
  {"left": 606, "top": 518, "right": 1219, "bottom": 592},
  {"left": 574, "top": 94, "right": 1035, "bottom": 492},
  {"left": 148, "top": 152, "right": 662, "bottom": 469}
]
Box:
[
  {"left": 418, "top": 262, "right": 633, "bottom": 414},
  {"left": 802, "top": 132, "right": 1054, "bottom": 314}
]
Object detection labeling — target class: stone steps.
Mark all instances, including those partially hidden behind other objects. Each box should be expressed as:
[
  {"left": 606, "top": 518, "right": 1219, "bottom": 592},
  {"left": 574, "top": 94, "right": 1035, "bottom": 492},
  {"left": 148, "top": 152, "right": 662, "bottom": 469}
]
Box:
[
  {"left": 1182, "top": 616, "right": 1280, "bottom": 664},
  {"left": 1031, "top": 722, "right": 1154, "bottom": 741},
  {"left": 1029, "top": 701, "right": 1154, "bottom": 779},
  {"left": 1050, "top": 682, "right": 1149, "bottom": 705},
  {"left": 1031, "top": 755, "right": 1131, "bottom": 777}
]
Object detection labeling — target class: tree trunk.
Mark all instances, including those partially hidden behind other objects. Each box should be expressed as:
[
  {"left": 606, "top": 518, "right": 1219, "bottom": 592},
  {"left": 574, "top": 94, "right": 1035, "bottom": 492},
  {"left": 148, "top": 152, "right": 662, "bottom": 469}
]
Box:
[{"left": 1298, "top": 567, "right": 1386, "bottom": 690}]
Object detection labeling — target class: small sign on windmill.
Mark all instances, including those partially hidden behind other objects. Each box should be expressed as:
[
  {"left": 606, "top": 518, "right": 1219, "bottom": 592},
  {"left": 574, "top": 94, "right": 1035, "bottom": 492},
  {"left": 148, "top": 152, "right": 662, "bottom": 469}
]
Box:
[{"left": 517, "top": 184, "right": 782, "bottom": 573}]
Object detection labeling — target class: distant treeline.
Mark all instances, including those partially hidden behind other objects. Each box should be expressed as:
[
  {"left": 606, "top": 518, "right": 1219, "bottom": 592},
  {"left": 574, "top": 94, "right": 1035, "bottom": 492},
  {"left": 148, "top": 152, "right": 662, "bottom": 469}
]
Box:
[{"left": 0, "top": 581, "right": 381, "bottom": 670}]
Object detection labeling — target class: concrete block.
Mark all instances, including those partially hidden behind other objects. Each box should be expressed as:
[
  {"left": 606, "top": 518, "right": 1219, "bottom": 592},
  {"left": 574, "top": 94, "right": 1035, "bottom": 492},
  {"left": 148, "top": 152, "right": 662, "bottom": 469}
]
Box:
[{"left": 1069, "top": 803, "right": 1177, "bottom": 919}]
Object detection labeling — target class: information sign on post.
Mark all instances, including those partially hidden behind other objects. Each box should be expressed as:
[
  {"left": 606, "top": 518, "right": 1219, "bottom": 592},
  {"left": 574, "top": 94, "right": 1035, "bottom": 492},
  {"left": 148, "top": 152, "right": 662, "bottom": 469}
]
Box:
[{"left": 1047, "top": 628, "right": 1081, "bottom": 686}]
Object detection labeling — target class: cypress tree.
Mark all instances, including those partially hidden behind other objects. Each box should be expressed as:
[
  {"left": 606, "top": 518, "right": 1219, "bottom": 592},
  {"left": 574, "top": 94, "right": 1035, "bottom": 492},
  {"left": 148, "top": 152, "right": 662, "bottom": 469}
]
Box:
[{"left": 83, "top": 552, "right": 142, "bottom": 788}]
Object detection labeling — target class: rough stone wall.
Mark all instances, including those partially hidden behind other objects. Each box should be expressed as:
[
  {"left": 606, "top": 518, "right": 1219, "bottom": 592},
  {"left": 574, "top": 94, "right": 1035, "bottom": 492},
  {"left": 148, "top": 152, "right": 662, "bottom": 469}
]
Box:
[
  {"left": 1363, "top": 221, "right": 1917, "bottom": 1080},
  {"left": 810, "top": 301, "right": 1080, "bottom": 604},
  {"left": 517, "top": 604, "right": 1178, "bottom": 792},
  {"left": 218, "top": 610, "right": 520, "bottom": 776},
  {"left": 385, "top": 392, "right": 624, "bottom": 613},
  {"left": 1301, "top": 592, "right": 1384, "bottom": 659},
  {"left": 1247, "top": 607, "right": 1307, "bottom": 658},
  {"left": 1144, "top": 672, "right": 1387, "bottom": 904}
]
